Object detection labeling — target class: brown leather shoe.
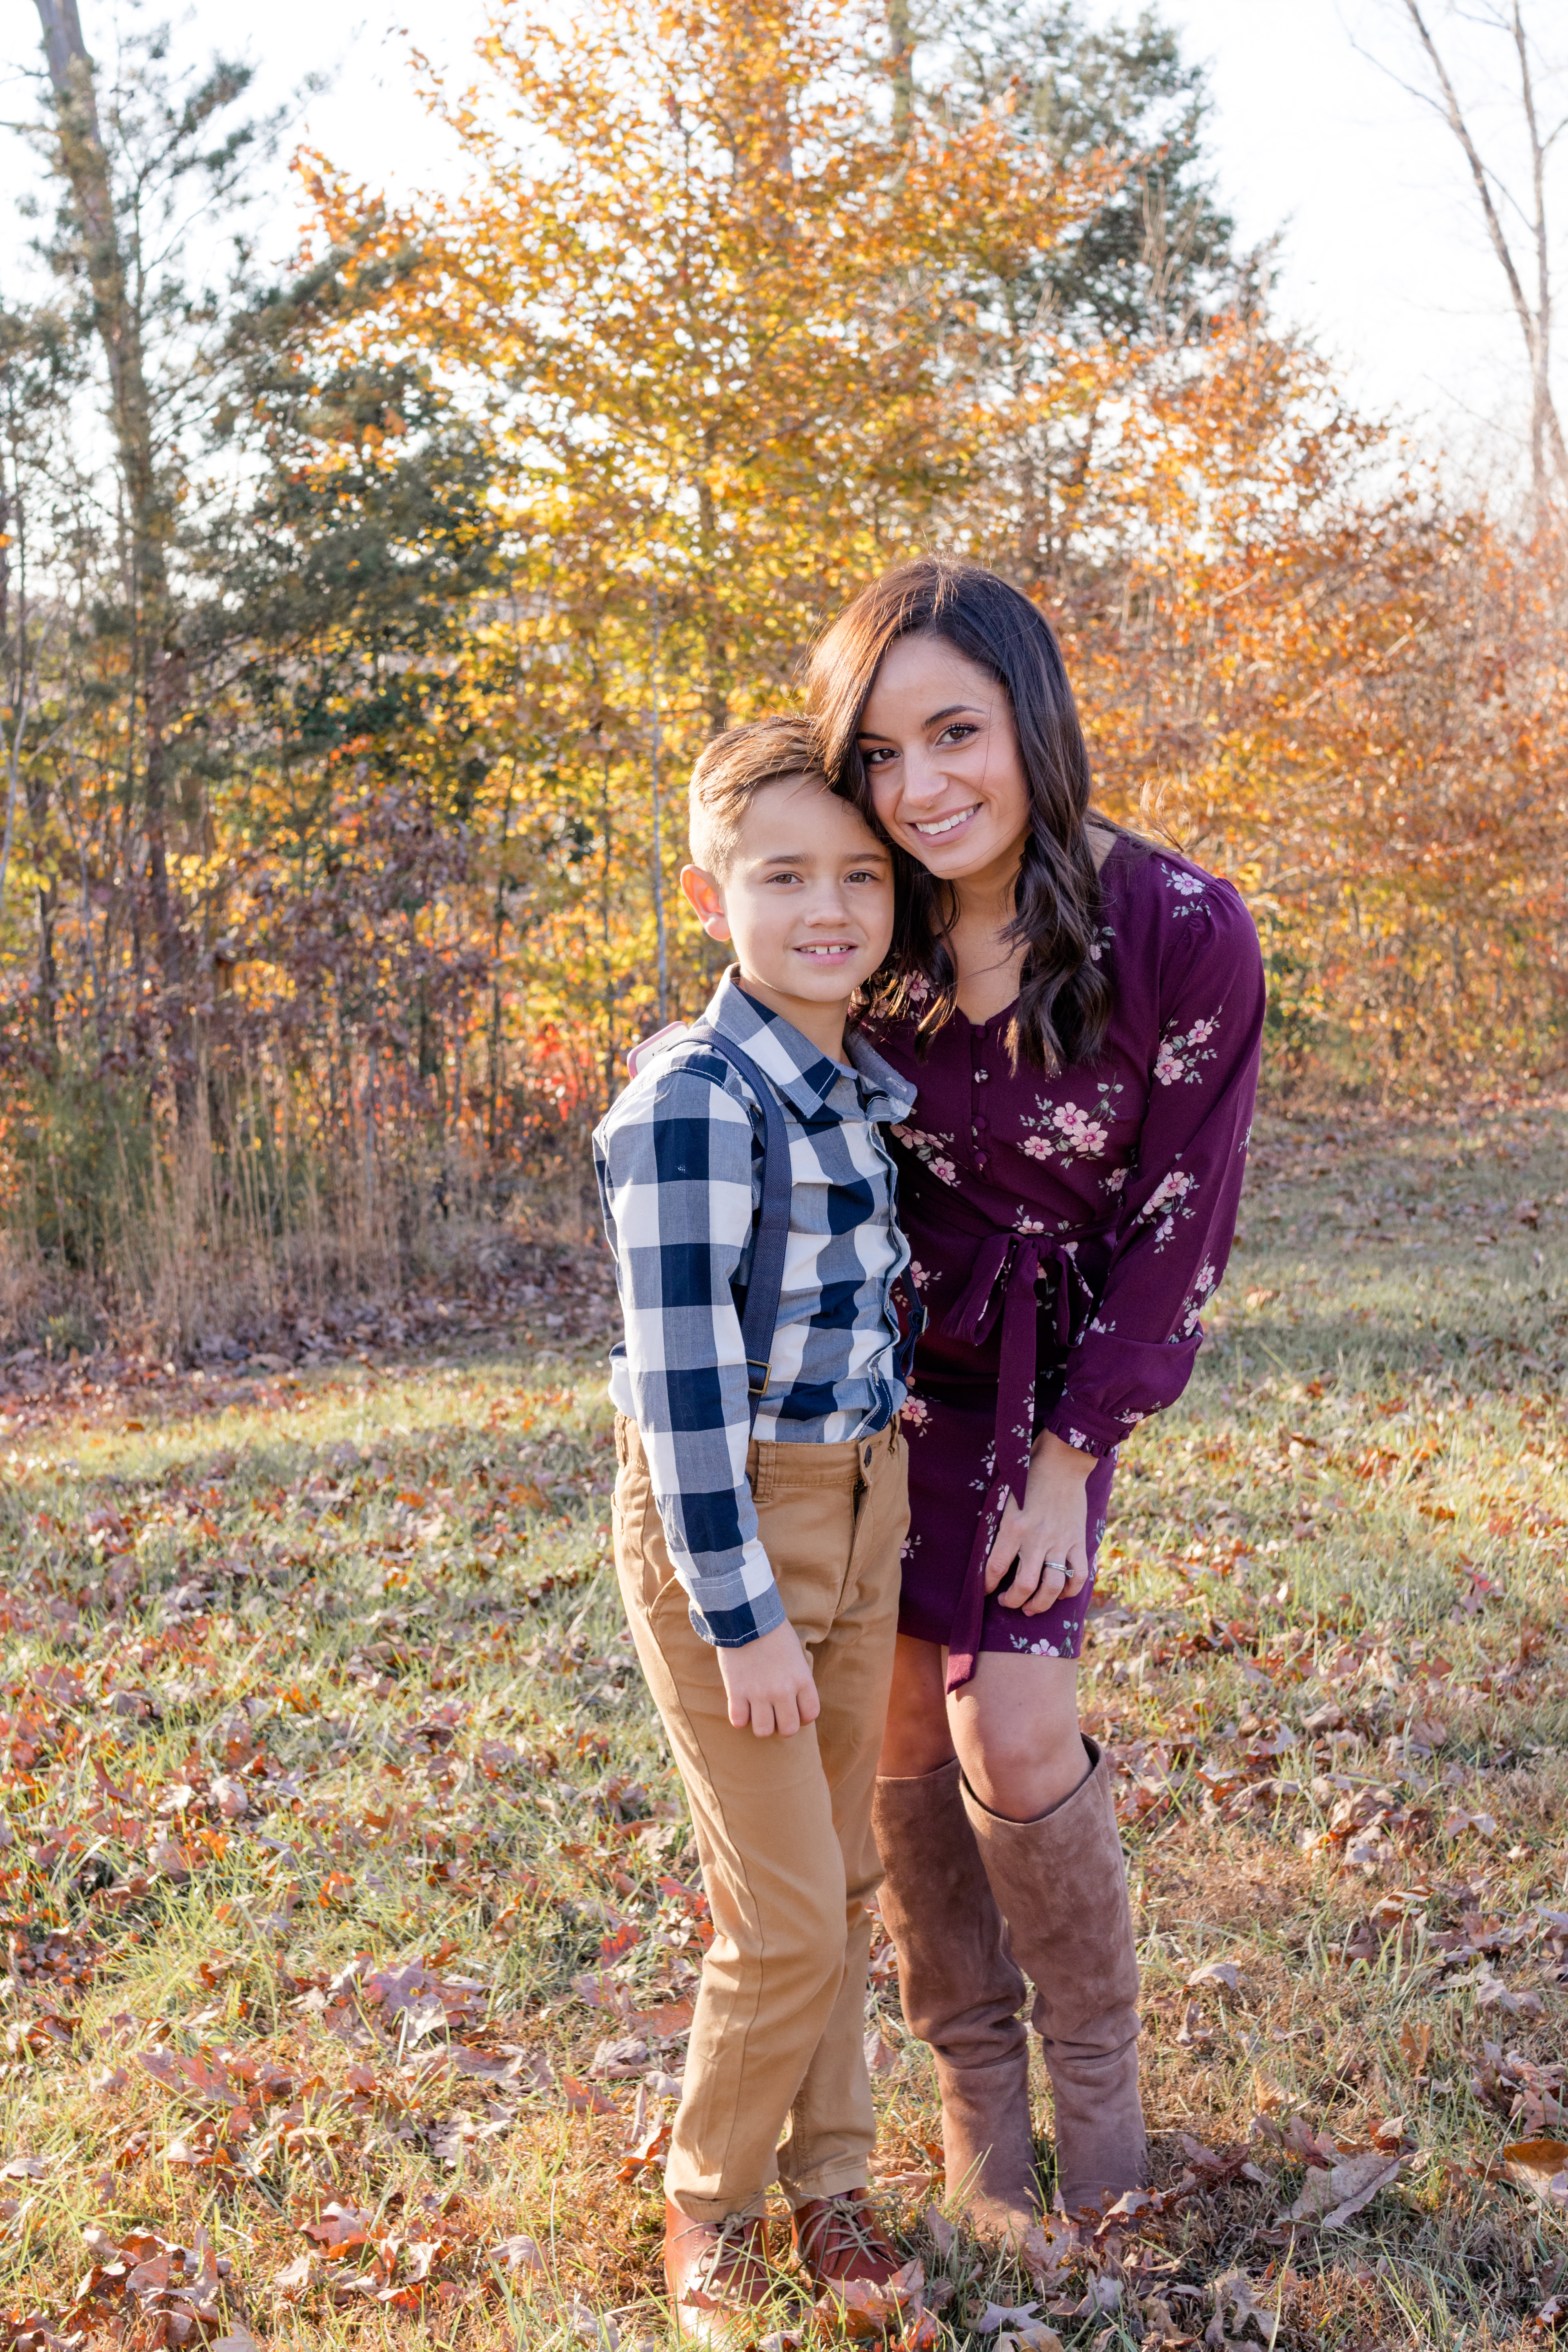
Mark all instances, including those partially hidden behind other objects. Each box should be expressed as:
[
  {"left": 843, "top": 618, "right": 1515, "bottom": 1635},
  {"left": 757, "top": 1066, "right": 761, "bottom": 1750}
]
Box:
[
  {"left": 791, "top": 2188, "right": 900, "bottom": 2290},
  {"left": 663, "top": 2198, "right": 773, "bottom": 2345}
]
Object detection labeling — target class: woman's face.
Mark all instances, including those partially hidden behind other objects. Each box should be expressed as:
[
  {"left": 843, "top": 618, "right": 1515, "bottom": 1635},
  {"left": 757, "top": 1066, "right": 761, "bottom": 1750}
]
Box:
[{"left": 856, "top": 633, "right": 1032, "bottom": 890}]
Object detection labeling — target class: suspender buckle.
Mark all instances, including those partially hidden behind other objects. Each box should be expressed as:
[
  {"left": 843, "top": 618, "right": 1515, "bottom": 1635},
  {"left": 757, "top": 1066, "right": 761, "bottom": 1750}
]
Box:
[{"left": 745, "top": 1357, "right": 771, "bottom": 1397}]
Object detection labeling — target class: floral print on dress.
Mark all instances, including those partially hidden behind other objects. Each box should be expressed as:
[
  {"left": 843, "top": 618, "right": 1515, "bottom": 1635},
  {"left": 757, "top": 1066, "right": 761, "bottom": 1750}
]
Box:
[
  {"left": 1134, "top": 1165, "right": 1197, "bottom": 1252},
  {"left": 1154, "top": 1014, "right": 1221, "bottom": 1087},
  {"left": 1018, "top": 1076, "right": 1125, "bottom": 1171},
  {"left": 1177, "top": 1259, "right": 1218, "bottom": 1338},
  {"left": 891, "top": 1123, "right": 960, "bottom": 1187},
  {"left": 1015, "top": 1076, "right": 1134, "bottom": 1203},
  {"left": 1160, "top": 862, "right": 1207, "bottom": 917}
]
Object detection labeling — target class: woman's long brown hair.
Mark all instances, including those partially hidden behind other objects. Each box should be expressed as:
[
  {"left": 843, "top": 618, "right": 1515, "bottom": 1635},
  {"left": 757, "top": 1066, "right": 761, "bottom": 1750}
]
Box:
[{"left": 806, "top": 557, "right": 1121, "bottom": 1071}]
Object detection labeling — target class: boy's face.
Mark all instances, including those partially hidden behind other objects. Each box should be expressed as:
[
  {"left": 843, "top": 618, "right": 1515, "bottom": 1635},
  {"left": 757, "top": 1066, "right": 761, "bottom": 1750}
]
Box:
[{"left": 681, "top": 778, "right": 894, "bottom": 1021}]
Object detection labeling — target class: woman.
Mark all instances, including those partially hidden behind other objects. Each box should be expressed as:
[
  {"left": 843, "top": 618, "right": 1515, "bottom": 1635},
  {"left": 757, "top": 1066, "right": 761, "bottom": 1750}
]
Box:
[{"left": 806, "top": 560, "right": 1265, "bottom": 2234}]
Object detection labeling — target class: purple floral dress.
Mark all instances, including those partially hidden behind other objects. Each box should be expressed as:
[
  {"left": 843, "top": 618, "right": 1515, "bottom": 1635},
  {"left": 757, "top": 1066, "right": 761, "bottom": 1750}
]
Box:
[{"left": 867, "top": 838, "right": 1265, "bottom": 1690}]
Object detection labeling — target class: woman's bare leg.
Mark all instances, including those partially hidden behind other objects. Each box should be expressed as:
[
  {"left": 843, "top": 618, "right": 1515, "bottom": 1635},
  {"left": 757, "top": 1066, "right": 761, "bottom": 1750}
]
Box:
[
  {"left": 948, "top": 1651, "right": 1087, "bottom": 1820},
  {"left": 880, "top": 1633, "right": 1085, "bottom": 1820},
  {"left": 877, "top": 1633, "right": 955, "bottom": 1777}
]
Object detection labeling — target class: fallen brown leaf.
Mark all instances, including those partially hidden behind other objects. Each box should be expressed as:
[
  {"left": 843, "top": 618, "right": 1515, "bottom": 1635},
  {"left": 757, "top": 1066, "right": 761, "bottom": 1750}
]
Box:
[
  {"left": 1501, "top": 2140, "right": 1568, "bottom": 2206},
  {"left": 814, "top": 2257, "right": 923, "bottom": 2342},
  {"left": 561, "top": 2075, "right": 619, "bottom": 2115},
  {"left": 492, "top": 2232, "right": 546, "bottom": 2273},
  {"left": 923, "top": 2204, "right": 955, "bottom": 2261},
  {"left": 1399, "top": 2020, "right": 1434, "bottom": 2076},
  {"left": 864, "top": 2027, "right": 902, "bottom": 2077},
  {"left": 1186, "top": 1960, "right": 1243, "bottom": 1995},
  {"left": 616, "top": 2118, "right": 671, "bottom": 2183},
  {"left": 1286, "top": 2149, "right": 1404, "bottom": 2227},
  {"left": 299, "top": 2201, "right": 376, "bottom": 2252}
]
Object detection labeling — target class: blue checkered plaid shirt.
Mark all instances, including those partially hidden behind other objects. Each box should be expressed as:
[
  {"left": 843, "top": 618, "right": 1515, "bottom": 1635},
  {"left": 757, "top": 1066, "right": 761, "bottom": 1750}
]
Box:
[{"left": 593, "top": 970, "right": 917, "bottom": 1648}]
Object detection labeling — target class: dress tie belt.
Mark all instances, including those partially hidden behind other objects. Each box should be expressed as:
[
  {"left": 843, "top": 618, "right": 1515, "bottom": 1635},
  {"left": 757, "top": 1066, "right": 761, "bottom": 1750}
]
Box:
[{"left": 939, "top": 1229, "right": 1098, "bottom": 1694}]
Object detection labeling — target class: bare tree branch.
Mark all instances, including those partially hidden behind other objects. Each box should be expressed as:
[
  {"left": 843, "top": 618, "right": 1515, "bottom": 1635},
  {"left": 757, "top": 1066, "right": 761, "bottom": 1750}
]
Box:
[
  {"left": 1400, "top": 2, "right": 1536, "bottom": 348},
  {"left": 1397, "top": 0, "right": 1567, "bottom": 501},
  {"left": 1510, "top": 0, "right": 1568, "bottom": 486}
]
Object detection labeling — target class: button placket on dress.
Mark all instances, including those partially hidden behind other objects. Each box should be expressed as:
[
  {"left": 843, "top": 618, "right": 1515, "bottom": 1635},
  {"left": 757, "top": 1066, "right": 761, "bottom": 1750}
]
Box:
[{"left": 972, "top": 1040, "right": 989, "bottom": 1169}]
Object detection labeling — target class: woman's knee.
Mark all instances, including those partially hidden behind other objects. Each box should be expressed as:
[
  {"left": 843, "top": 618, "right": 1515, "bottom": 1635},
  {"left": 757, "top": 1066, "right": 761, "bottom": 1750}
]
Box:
[{"left": 956, "top": 1677, "right": 1086, "bottom": 1821}]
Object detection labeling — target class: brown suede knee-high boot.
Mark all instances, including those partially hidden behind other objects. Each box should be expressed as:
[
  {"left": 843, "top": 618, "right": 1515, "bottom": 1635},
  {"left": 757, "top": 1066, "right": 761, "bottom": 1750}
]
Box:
[
  {"left": 871, "top": 1760, "right": 1039, "bottom": 2239},
  {"left": 959, "top": 1739, "right": 1147, "bottom": 2218}
]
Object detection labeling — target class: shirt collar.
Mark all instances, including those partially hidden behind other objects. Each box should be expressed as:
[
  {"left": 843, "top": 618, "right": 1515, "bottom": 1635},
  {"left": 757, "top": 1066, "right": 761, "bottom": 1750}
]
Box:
[{"left": 702, "top": 969, "right": 916, "bottom": 1125}]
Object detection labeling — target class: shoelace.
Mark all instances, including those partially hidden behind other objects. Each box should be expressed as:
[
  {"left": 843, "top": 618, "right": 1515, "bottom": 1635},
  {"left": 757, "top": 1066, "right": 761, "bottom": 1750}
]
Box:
[
  {"left": 689, "top": 2213, "right": 766, "bottom": 2298},
  {"left": 803, "top": 2195, "right": 888, "bottom": 2268}
]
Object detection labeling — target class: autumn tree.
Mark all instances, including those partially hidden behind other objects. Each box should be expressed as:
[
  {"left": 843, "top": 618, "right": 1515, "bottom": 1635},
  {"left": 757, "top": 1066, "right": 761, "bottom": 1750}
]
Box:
[
  {"left": 27, "top": 1, "right": 281, "bottom": 1108},
  {"left": 4, "top": 0, "right": 1565, "bottom": 1353},
  {"left": 913, "top": 0, "right": 1243, "bottom": 344},
  {"left": 297, "top": 0, "right": 1116, "bottom": 1085}
]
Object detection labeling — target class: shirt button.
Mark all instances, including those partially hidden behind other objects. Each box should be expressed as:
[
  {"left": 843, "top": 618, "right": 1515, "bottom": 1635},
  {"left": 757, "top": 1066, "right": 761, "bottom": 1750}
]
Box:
[{"left": 974, "top": 1069, "right": 988, "bottom": 1082}]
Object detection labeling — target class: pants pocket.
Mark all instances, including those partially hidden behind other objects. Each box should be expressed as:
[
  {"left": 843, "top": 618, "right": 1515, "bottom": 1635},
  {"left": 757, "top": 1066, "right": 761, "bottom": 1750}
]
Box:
[{"left": 615, "top": 1427, "right": 685, "bottom": 1616}]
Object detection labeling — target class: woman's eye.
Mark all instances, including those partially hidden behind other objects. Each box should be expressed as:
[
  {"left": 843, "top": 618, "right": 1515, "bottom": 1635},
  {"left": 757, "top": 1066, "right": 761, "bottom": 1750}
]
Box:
[
  {"left": 936, "top": 723, "right": 978, "bottom": 746},
  {"left": 862, "top": 746, "right": 896, "bottom": 766},
  {"left": 846, "top": 869, "right": 882, "bottom": 884}
]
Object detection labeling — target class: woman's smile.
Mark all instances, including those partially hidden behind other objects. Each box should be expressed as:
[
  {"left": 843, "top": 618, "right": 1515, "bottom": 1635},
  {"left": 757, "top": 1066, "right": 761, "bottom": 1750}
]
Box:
[{"left": 909, "top": 802, "right": 982, "bottom": 840}]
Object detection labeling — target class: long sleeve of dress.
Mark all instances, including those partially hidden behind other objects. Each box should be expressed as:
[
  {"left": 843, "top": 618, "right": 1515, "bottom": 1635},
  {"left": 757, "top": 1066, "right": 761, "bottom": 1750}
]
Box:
[{"left": 1039, "top": 878, "right": 1265, "bottom": 1458}]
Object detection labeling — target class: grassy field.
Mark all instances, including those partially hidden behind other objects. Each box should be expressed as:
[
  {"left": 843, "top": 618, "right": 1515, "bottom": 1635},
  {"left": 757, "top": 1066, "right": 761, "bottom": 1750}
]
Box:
[{"left": 0, "top": 1101, "right": 1564, "bottom": 2351}]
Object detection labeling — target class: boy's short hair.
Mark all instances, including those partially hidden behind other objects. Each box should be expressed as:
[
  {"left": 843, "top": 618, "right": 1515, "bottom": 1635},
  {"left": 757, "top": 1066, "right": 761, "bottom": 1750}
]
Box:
[{"left": 688, "top": 717, "right": 832, "bottom": 879}]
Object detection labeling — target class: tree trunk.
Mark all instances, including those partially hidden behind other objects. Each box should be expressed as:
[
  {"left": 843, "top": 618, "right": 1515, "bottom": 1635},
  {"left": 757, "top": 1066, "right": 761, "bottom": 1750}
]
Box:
[
  {"left": 33, "top": 0, "right": 190, "bottom": 1107},
  {"left": 25, "top": 764, "right": 59, "bottom": 1072},
  {"left": 887, "top": 0, "right": 914, "bottom": 135}
]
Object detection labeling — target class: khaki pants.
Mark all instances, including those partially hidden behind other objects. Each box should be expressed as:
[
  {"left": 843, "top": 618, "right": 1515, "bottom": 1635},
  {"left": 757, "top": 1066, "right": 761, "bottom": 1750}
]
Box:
[{"left": 613, "top": 1413, "right": 907, "bottom": 2221}]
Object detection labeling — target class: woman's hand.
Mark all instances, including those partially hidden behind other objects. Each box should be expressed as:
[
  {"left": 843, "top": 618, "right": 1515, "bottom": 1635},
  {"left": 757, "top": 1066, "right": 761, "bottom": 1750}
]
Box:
[{"left": 983, "top": 1429, "right": 1095, "bottom": 1615}]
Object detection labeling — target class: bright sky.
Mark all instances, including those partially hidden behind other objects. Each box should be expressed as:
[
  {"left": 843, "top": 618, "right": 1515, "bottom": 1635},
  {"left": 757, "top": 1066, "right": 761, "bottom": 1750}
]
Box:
[{"left": 3, "top": 0, "right": 1563, "bottom": 487}]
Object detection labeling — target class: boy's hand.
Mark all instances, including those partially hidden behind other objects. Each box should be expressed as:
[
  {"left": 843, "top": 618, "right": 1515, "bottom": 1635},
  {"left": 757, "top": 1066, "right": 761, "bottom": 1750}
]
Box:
[{"left": 717, "top": 1621, "right": 820, "bottom": 1738}]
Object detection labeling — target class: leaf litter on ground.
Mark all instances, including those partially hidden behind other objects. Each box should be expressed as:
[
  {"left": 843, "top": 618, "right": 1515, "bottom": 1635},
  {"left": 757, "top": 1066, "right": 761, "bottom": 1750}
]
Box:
[{"left": 0, "top": 1105, "right": 1564, "bottom": 2343}]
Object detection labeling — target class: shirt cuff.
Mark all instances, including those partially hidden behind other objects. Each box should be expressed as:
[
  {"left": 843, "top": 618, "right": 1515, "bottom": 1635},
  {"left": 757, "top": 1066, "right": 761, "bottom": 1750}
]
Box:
[{"left": 686, "top": 1544, "right": 788, "bottom": 1649}]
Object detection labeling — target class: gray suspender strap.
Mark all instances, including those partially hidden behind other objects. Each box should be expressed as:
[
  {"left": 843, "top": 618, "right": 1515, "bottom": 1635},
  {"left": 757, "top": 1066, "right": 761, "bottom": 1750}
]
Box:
[{"left": 687, "top": 1025, "right": 791, "bottom": 1432}]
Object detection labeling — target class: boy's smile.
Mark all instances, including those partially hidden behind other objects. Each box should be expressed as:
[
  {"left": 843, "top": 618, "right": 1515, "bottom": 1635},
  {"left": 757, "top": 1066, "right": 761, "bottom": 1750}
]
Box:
[{"left": 681, "top": 777, "right": 895, "bottom": 1061}]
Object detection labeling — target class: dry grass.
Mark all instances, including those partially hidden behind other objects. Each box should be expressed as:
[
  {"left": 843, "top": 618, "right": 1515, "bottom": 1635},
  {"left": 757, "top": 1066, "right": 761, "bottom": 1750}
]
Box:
[{"left": 0, "top": 1102, "right": 1563, "bottom": 2350}]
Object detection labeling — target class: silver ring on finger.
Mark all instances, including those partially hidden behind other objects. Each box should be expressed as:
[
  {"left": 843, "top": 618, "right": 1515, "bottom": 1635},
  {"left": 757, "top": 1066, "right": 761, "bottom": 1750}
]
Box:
[{"left": 1045, "top": 1558, "right": 1069, "bottom": 1573}]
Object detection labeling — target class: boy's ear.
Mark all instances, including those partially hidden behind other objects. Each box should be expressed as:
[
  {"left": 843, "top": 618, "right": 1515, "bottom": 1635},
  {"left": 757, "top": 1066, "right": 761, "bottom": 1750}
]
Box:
[{"left": 681, "top": 864, "right": 732, "bottom": 942}]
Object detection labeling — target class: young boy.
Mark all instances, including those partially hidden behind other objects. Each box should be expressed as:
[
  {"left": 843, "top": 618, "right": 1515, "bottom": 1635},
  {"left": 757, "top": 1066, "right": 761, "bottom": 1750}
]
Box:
[{"left": 593, "top": 717, "right": 918, "bottom": 2342}]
